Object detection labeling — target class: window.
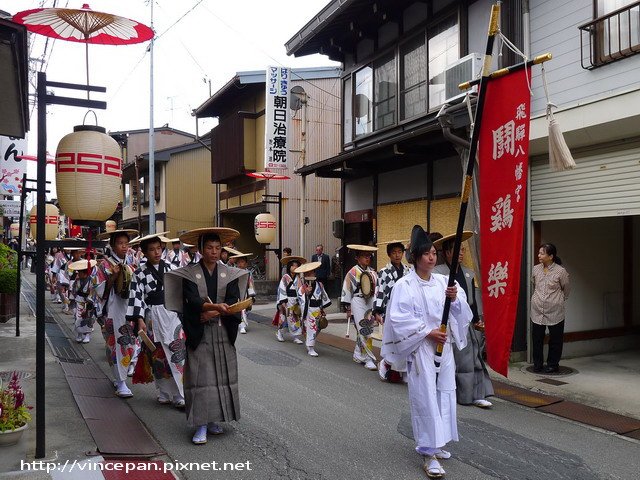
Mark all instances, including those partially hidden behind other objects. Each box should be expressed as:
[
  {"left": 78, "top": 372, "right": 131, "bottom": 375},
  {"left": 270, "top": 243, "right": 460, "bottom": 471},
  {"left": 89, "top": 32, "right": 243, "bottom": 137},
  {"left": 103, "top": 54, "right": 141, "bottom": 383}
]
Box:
[
  {"left": 354, "top": 66, "right": 373, "bottom": 137},
  {"left": 400, "top": 34, "right": 427, "bottom": 120},
  {"left": 343, "top": 77, "right": 353, "bottom": 144},
  {"left": 581, "top": 1, "right": 640, "bottom": 68},
  {"left": 374, "top": 55, "right": 397, "bottom": 130},
  {"left": 123, "top": 182, "right": 130, "bottom": 208},
  {"left": 428, "top": 16, "right": 459, "bottom": 109},
  {"left": 597, "top": 1, "right": 640, "bottom": 59},
  {"left": 344, "top": 13, "right": 460, "bottom": 143}
]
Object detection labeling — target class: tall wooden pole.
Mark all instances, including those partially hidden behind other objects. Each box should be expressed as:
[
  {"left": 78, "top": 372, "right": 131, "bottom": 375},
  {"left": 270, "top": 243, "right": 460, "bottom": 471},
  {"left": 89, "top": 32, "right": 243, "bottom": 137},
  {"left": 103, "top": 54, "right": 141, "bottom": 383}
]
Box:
[{"left": 435, "top": 3, "right": 501, "bottom": 369}]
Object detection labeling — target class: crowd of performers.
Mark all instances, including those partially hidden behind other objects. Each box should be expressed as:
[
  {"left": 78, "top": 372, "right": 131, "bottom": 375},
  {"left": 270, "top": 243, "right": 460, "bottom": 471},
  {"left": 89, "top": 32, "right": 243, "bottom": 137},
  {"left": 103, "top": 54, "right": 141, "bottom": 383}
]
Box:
[{"left": 42, "top": 224, "right": 492, "bottom": 478}]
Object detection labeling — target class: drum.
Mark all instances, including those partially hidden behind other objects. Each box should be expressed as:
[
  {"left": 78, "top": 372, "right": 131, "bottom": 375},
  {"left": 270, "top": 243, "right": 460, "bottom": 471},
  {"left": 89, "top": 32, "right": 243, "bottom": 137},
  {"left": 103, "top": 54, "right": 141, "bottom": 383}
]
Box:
[
  {"left": 317, "top": 313, "right": 328, "bottom": 330},
  {"left": 360, "top": 270, "right": 375, "bottom": 298},
  {"left": 114, "top": 266, "right": 132, "bottom": 299}
]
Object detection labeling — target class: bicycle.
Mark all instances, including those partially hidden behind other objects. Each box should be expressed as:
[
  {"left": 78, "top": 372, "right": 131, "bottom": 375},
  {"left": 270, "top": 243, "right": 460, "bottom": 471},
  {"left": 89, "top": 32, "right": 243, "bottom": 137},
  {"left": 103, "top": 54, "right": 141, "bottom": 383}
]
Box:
[{"left": 247, "top": 256, "right": 266, "bottom": 281}]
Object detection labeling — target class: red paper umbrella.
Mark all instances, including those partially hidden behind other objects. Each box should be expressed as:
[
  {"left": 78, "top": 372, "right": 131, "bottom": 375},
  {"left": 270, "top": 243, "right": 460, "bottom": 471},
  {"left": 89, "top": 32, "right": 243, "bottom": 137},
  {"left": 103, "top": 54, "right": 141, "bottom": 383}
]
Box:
[
  {"left": 13, "top": 4, "right": 153, "bottom": 94},
  {"left": 246, "top": 171, "right": 291, "bottom": 180}
]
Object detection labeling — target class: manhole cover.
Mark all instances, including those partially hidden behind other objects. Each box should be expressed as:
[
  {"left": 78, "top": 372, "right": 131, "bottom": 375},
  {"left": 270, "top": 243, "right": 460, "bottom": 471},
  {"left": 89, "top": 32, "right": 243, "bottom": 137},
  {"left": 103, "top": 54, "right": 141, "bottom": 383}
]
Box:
[
  {"left": 238, "top": 348, "right": 301, "bottom": 367},
  {"left": 0, "top": 370, "right": 34, "bottom": 382},
  {"left": 525, "top": 365, "right": 576, "bottom": 376}
]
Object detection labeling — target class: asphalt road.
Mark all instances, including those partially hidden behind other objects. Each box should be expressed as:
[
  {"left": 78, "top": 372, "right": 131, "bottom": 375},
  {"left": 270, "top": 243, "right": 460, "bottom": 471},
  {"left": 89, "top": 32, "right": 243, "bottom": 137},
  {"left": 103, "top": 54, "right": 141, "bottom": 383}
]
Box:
[
  {"left": 16, "top": 272, "right": 639, "bottom": 480},
  {"left": 91, "top": 319, "right": 638, "bottom": 480}
]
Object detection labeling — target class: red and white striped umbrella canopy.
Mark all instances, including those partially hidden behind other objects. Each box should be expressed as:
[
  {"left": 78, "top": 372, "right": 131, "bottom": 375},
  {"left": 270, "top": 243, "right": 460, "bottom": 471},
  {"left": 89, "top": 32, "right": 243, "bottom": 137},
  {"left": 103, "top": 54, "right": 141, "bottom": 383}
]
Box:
[{"left": 13, "top": 3, "right": 153, "bottom": 44}]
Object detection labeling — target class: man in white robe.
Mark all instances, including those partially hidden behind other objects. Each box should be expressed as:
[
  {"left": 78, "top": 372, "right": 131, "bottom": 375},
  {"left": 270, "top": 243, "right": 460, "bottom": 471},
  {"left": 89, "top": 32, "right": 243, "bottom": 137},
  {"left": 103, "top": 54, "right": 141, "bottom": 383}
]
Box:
[{"left": 382, "top": 226, "right": 472, "bottom": 478}]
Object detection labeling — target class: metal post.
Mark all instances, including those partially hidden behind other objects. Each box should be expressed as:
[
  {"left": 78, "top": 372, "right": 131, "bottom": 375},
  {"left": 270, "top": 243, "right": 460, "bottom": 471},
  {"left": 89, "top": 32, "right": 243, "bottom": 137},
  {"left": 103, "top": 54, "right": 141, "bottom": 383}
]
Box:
[
  {"left": 278, "top": 192, "right": 283, "bottom": 260},
  {"left": 15, "top": 173, "right": 27, "bottom": 337},
  {"left": 148, "top": 1, "right": 156, "bottom": 234},
  {"left": 35, "top": 71, "right": 47, "bottom": 459},
  {"left": 299, "top": 94, "right": 307, "bottom": 256}
]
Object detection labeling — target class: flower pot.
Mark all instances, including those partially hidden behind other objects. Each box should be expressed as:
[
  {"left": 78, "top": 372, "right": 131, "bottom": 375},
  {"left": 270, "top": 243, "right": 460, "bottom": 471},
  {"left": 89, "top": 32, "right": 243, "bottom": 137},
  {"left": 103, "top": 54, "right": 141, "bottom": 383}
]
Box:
[
  {"left": 0, "top": 292, "right": 17, "bottom": 323},
  {"left": 0, "top": 424, "right": 28, "bottom": 446}
]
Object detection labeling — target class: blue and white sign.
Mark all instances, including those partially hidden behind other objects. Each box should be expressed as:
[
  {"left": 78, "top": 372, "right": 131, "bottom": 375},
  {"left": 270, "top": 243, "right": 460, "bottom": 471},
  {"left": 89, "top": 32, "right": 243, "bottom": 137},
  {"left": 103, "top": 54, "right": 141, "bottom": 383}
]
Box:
[{"left": 265, "top": 66, "right": 290, "bottom": 170}]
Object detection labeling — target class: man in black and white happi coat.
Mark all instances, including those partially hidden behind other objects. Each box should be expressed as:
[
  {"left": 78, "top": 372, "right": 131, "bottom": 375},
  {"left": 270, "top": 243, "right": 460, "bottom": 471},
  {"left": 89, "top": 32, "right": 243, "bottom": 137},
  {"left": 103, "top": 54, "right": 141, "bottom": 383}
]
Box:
[
  {"left": 126, "top": 233, "right": 187, "bottom": 408},
  {"left": 373, "top": 240, "right": 411, "bottom": 382}
]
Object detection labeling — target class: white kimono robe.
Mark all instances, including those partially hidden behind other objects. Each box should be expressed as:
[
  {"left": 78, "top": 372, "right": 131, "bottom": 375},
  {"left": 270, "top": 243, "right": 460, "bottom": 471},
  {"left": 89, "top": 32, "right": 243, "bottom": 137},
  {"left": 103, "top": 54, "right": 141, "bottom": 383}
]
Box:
[{"left": 382, "top": 270, "right": 472, "bottom": 452}]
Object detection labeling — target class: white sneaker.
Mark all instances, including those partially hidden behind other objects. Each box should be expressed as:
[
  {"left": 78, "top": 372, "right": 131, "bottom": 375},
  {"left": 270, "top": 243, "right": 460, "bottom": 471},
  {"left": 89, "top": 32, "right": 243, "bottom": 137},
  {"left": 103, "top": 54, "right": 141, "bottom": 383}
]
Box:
[
  {"left": 293, "top": 337, "right": 304, "bottom": 344},
  {"left": 378, "top": 360, "right": 389, "bottom": 381},
  {"left": 76, "top": 333, "right": 83, "bottom": 343},
  {"left": 157, "top": 392, "right": 171, "bottom": 405},
  {"left": 473, "top": 399, "right": 493, "bottom": 408},
  {"left": 239, "top": 325, "right": 247, "bottom": 334},
  {"left": 82, "top": 334, "right": 90, "bottom": 344},
  {"left": 364, "top": 360, "right": 377, "bottom": 370},
  {"left": 307, "top": 347, "right": 319, "bottom": 357},
  {"left": 115, "top": 381, "right": 133, "bottom": 398},
  {"left": 276, "top": 330, "right": 285, "bottom": 342},
  {"left": 192, "top": 425, "right": 207, "bottom": 444}
]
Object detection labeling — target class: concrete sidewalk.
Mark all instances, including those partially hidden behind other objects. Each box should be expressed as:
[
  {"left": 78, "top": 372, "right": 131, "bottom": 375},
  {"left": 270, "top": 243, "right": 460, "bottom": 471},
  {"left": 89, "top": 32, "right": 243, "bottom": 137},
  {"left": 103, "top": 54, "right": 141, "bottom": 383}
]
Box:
[{"left": 250, "top": 300, "right": 640, "bottom": 421}]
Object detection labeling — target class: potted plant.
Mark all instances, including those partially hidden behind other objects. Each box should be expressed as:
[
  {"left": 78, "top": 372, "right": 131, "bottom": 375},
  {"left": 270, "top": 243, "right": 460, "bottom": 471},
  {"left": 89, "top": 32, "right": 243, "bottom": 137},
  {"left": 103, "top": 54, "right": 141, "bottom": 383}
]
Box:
[
  {"left": 0, "top": 373, "right": 32, "bottom": 446},
  {"left": 0, "top": 243, "right": 18, "bottom": 323}
]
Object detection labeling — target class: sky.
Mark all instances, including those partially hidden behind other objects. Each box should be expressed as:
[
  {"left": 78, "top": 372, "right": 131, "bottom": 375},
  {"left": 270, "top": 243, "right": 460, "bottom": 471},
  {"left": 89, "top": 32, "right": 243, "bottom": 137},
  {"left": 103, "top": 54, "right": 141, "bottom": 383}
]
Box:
[{"left": 0, "top": 0, "right": 338, "bottom": 206}]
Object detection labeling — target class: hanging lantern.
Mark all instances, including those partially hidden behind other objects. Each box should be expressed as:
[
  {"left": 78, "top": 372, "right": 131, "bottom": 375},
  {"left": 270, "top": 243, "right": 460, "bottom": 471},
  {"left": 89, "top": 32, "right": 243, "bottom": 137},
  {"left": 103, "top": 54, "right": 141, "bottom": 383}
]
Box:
[
  {"left": 29, "top": 204, "right": 59, "bottom": 240},
  {"left": 105, "top": 220, "right": 117, "bottom": 232},
  {"left": 55, "top": 125, "right": 122, "bottom": 222},
  {"left": 254, "top": 213, "right": 277, "bottom": 244},
  {"left": 10, "top": 223, "right": 20, "bottom": 238}
]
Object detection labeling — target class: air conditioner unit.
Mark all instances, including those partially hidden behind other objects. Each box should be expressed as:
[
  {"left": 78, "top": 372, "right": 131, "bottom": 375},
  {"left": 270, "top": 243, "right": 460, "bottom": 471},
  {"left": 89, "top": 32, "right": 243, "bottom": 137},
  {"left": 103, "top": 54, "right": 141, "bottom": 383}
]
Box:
[{"left": 443, "top": 53, "right": 483, "bottom": 103}]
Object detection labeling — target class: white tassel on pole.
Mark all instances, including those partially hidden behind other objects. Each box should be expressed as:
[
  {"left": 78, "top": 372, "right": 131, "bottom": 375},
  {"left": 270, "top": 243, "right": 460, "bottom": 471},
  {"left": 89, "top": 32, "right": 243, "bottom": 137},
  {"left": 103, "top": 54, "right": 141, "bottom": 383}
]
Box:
[
  {"left": 542, "top": 65, "right": 576, "bottom": 172},
  {"left": 548, "top": 109, "right": 576, "bottom": 172}
]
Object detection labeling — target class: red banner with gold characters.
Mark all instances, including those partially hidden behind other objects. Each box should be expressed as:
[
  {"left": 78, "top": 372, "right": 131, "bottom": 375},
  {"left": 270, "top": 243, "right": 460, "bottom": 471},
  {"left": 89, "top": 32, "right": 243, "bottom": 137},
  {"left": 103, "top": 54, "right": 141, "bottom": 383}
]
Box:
[{"left": 479, "top": 68, "right": 531, "bottom": 377}]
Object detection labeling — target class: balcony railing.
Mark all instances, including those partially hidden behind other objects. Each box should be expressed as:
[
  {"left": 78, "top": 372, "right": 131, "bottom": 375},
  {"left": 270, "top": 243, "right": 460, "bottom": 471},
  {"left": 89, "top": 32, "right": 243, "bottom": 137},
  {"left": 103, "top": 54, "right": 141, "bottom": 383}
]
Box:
[{"left": 579, "top": 1, "right": 640, "bottom": 69}]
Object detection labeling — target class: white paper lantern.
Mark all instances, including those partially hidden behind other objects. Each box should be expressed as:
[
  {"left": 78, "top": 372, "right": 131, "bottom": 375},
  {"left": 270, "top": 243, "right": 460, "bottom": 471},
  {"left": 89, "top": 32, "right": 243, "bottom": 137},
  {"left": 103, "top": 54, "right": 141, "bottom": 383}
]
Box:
[
  {"left": 29, "top": 204, "right": 59, "bottom": 240},
  {"left": 254, "top": 213, "right": 277, "bottom": 244},
  {"left": 10, "top": 223, "right": 20, "bottom": 238},
  {"left": 55, "top": 125, "right": 122, "bottom": 222}
]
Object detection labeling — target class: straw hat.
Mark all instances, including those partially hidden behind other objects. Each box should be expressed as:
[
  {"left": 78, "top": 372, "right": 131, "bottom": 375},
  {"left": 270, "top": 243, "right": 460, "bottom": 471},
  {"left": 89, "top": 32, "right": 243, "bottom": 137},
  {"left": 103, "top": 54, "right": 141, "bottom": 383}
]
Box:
[
  {"left": 377, "top": 238, "right": 409, "bottom": 255},
  {"left": 432, "top": 231, "right": 475, "bottom": 249},
  {"left": 68, "top": 259, "right": 97, "bottom": 271},
  {"left": 178, "top": 227, "right": 239, "bottom": 246},
  {"left": 280, "top": 255, "right": 307, "bottom": 265},
  {"left": 295, "top": 261, "right": 321, "bottom": 274},
  {"left": 347, "top": 244, "right": 378, "bottom": 252},
  {"left": 223, "top": 246, "right": 243, "bottom": 256},
  {"left": 229, "top": 252, "right": 252, "bottom": 260},
  {"left": 166, "top": 237, "right": 180, "bottom": 243},
  {"left": 128, "top": 231, "right": 170, "bottom": 247},
  {"left": 97, "top": 229, "right": 139, "bottom": 241}
]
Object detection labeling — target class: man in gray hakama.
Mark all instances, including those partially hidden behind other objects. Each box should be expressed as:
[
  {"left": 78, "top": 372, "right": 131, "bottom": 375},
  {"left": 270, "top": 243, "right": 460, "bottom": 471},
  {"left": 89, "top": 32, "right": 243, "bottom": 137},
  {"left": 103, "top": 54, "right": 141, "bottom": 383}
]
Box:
[
  {"left": 165, "top": 228, "right": 248, "bottom": 445},
  {"left": 434, "top": 232, "right": 494, "bottom": 408}
]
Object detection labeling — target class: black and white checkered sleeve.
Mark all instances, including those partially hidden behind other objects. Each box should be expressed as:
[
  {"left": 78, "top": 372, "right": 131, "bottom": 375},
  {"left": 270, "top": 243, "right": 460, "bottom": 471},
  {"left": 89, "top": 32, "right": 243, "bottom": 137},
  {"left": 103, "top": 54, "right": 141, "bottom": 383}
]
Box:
[{"left": 126, "top": 268, "right": 147, "bottom": 320}]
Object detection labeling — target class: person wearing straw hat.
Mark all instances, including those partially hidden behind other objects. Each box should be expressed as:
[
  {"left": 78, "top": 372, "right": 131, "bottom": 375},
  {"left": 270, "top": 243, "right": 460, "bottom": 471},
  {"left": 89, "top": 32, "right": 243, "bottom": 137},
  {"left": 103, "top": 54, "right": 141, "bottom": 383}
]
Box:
[
  {"left": 341, "top": 245, "right": 379, "bottom": 371},
  {"left": 222, "top": 246, "right": 242, "bottom": 266},
  {"left": 163, "top": 227, "right": 249, "bottom": 445},
  {"left": 433, "top": 232, "right": 494, "bottom": 409},
  {"left": 276, "top": 255, "right": 307, "bottom": 343},
  {"left": 228, "top": 252, "right": 256, "bottom": 334},
  {"left": 185, "top": 243, "right": 202, "bottom": 265},
  {"left": 165, "top": 238, "right": 191, "bottom": 268},
  {"left": 374, "top": 240, "right": 411, "bottom": 382},
  {"left": 126, "top": 232, "right": 187, "bottom": 409},
  {"left": 382, "top": 226, "right": 473, "bottom": 478},
  {"left": 65, "top": 247, "right": 86, "bottom": 315},
  {"left": 51, "top": 245, "right": 74, "bottom": 313},
  {"left": 96, "top": 228, "right": 139, "bottom": 398},
  {"left": 296, "top": 261, "right": 331, "bottom": 357},
  {"left": 68, "top": 258, "right": 98, "bottom": 344}
]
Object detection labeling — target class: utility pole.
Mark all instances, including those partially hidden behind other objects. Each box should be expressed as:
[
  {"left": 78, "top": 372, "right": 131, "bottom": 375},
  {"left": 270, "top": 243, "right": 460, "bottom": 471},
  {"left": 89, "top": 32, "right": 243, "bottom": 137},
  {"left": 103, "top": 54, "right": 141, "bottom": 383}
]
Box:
[
  {"left": 148, "top": 0, "right": 156, "bottom": 234},
  {"left": 299, "top": 92, "right": 308, "bottom": 257}
]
